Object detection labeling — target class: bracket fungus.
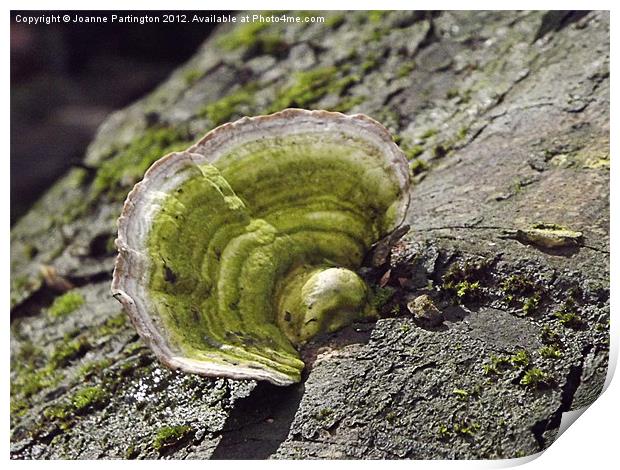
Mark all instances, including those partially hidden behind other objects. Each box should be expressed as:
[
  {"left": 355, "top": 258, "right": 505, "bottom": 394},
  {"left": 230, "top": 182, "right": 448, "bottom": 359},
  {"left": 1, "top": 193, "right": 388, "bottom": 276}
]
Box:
[{"left": 112, "top": 109, "right": 410, "bottom": 386}]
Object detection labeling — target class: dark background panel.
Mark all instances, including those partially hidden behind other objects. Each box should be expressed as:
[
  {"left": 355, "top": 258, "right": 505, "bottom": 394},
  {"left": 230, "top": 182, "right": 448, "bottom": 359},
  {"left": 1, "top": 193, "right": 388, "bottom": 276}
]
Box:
[{"left": 10, "top": 11, "right": 224, "bottom": 224}]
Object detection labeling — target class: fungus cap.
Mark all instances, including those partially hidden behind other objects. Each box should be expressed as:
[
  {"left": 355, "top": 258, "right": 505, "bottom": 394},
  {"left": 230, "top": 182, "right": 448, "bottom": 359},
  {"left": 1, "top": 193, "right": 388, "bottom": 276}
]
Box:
[{"left": 112, "top": 109, "right": 410, "bottom": 386}]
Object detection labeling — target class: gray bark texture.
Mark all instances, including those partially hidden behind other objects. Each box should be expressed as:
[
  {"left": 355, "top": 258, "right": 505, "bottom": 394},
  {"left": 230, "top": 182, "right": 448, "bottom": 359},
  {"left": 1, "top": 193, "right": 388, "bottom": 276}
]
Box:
[{"left": 10, "top": 10, "right": 610, "bottom": 459}]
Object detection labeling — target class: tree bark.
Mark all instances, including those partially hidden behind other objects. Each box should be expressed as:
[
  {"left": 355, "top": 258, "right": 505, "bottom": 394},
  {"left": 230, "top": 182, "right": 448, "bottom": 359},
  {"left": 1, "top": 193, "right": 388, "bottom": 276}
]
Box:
[{"left": 11, "top": 10, "right": 609, "bottom": 459}]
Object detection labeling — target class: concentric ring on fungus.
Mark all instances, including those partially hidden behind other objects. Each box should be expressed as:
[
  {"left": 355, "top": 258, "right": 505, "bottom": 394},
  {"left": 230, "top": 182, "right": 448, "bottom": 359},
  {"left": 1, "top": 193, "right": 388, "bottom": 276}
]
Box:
[{"left": 112, "top": 109, "right": 410, "bottom": 386}]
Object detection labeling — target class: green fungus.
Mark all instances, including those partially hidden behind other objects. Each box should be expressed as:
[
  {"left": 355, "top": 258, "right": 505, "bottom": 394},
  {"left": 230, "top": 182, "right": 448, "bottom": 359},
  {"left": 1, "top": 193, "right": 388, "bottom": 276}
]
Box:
[
  {"left": 277, "top": 267, "right": 373, "bottom": 344},
  {"left": 112, "top": 110, "right": 410, "bottom": 386}
]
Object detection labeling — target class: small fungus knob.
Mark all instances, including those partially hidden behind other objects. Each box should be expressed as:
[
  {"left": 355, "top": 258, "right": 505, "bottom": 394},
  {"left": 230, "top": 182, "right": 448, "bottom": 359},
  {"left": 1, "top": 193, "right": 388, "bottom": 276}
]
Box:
[{"left": 277, "top": 267, "right": 374, "bottom": 345}]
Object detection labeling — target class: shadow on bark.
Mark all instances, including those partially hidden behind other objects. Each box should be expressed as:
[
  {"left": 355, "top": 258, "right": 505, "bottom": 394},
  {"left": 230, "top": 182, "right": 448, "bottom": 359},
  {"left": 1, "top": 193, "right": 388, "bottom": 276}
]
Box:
[
  {"left": 211, "top": 321, "right": 377, "bottom": 459},
  {"left": 211, "top": 381, "right": 305, "bottom": 460}
]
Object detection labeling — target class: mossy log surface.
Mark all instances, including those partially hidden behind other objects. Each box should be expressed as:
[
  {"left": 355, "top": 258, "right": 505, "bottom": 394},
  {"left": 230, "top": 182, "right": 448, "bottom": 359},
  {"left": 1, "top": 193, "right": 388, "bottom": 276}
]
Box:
[{"left": 11, "top": 11, "right": 609, "bottom": 459}]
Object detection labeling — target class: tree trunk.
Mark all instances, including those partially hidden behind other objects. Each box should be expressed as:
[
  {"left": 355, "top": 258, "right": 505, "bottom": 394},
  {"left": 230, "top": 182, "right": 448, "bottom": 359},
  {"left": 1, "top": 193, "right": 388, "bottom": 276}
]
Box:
[{"left": 10, "top": 10, "right": 609, "bottom": 459}]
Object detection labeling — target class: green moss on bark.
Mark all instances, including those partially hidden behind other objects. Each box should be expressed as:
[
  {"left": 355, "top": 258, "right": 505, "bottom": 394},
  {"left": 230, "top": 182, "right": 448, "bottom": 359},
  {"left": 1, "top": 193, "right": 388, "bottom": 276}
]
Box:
[
  {"left": 269, "top": 67, "right": 360, "bottom": 111},
  {"left": 153, "top": 425, "right": 192, "bottom": 451},
  {"left": 72, "top": 386, "right": 107, "bottom": 411},
  {"left": 48, "top": 291, "right": 85, "bottom": 318},
  {"left": 198, "top": 84, "right": 258, "bottom": 125},
  {"left": 93, "top": 126, "right": 194, "bottom": 200}
]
